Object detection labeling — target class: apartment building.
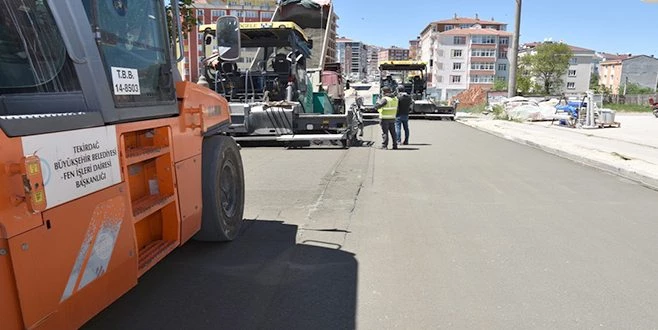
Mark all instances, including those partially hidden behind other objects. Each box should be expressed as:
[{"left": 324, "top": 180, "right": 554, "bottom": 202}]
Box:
[
  {"left": 378, "top": 47, "right": 410, "bottom": 64},
  {"left": 520, "top": 42, "right": 595, "bottom": 95},
  {"left": 593, "top": 52, "right": 629, "bottom": 76},
  {"left": 418, "top": 16, "right": 510, "bottom": 100},
  {"left": 409, "top": 38, "right": 420, "bottom": 61},
  {"left": 183, "top": 0, "right": 277, "bottom": 82},
  {"left": 336, "top": 38, "right": 368, "bottom": 80},
  {"left": 365, "top": 45, "right": 381, "bottom": 79},
  {"left": 599, "top": 55, "right": 658, "bottom": 94}
]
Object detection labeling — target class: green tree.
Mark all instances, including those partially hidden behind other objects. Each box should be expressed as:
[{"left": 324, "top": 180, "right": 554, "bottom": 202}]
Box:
[
  {"left": 166, "top": 0, "right": 197, "bottom": 42},
  {"left": 516, "top": 74, "right": 532, "bottom": 95},
  {"left": 515, "top": 57, "right": 533, "bottom": 95},
  {"left": 618, "top": 82, "right": 654, "bottom": 95},
  {"left": 524, "top": 43, "right": 573, "bottom": 95},
  {"left": 493, "top": 79, "right": 507, "bottom": 92},
  {"left": 589, "top": 73, "right": 600, "bottom": 90}
]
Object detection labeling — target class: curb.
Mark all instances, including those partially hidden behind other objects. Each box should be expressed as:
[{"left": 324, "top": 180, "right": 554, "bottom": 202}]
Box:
[
  {"left": 458, "top": 120, "right": 658, "bottom": 191},
  {"left": 525, "top": 121, "right": 658, "bottom": 151}
]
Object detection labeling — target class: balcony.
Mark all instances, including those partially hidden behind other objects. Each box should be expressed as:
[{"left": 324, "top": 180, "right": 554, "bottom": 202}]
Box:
[
  {"left": 470, "top": 57, "right": 496, "bottom": 63},
  {"left": 470, "top": 43, "right": 497, "bottom": 49},
  {"left": 470, "top": 70, "right": 495, "bottom": 76}
]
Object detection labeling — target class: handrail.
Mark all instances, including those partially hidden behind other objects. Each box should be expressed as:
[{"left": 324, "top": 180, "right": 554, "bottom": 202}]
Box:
[
  {"left": 171, "top": 3, "right": 185, "bottom": 62},
  {"left": 244, "top": 70, "right": 250, "bottom": 103}
]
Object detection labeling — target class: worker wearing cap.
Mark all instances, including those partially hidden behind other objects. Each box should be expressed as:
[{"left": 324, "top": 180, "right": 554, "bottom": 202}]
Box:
[
  {"left": 373, "top": 86, "right": 398, "bottom": 149},
  {"left": 395, "top": 85, "right": 412, "bottom": 145},
  {"left": 383, "top": 74, "right": 397, "bottom": 91}
]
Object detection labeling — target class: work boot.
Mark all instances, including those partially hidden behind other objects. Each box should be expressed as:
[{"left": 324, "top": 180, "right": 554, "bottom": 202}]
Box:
[{"left": 392, "top": 145, "right": 398, "bottom": 150}]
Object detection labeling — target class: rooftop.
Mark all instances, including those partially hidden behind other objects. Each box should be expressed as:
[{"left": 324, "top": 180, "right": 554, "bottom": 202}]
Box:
[
  {"left": 440, "top": 27, "right": 512, "bottom": 36},
  {"left": 433, "top": 17, "right": 505, "bottom": 25},
  {"left": 601, "top": 54, "right": 658, "bottom": 65},
  {"left": 421, "top": 16, "right": 507, "bottom": 36},
  {"left": 522, "top": 42, "right": 595, "bottom": 53}
]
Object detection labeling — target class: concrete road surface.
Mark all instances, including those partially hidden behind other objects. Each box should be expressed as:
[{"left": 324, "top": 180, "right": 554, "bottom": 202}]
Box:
[{"left": 85, "top": 120, "right": 658, "bottom": 329}]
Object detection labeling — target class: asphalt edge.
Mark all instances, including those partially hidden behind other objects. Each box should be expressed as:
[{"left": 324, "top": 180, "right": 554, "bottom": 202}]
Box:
[{"left": 457, "top": 119, "right": 658, "bottom": 192}]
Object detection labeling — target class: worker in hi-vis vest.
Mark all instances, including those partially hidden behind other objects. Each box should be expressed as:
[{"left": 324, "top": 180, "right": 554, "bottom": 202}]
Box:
[{"left": 373, "top": 86, "right": 398, "bottom": 149}]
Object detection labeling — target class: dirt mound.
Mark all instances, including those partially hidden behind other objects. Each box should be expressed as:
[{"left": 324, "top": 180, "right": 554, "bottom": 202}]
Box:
[{"left": 452, "top": 86, "right": 487, "bottom": 108}]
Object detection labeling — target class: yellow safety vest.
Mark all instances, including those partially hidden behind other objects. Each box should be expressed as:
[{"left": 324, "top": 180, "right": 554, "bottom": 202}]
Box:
[{"left": 379, "top": 96, "right": 398, "bottom": 120}]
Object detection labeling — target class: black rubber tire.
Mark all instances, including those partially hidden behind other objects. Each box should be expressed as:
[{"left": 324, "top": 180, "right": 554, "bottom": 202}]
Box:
[{"left": 194, "top": 135, "right": 245, "bottom": 242}]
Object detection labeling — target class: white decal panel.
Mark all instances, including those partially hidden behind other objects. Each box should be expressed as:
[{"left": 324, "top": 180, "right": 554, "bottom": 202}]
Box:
[
  {"left": 110, "top": 66, "right": 141, "bottom": 95},
  {"left": 21, "top": 126, "right": 122, "bottom": 209}
]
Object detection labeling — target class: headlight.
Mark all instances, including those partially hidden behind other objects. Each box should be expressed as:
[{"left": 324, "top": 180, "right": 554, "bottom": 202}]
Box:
[{"left": 306, "top": 124, "right": 314, "bottom": 130}]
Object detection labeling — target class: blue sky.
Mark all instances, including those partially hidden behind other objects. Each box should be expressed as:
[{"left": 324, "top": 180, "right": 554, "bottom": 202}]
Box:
[{"left": 333, "top": 0, "right": 657, "bottom": 56}]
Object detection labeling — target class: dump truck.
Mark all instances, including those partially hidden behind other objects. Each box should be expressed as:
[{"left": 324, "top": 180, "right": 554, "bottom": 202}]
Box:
[
  {"left": 199, "top": 1, "right": 359, "bottom": 148},
  {"left": 379, "top": 60, "right": 456, "bottom": 120},
  {"left": 0, "top": 3, "right": 245, "bottom": 329}
]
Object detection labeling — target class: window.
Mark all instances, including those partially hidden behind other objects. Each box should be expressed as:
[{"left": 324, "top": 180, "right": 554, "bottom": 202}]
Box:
[
  {"left": 197, "top": 9, "right": 204, "bottom": 17},
  {"left": 83, "top": 0, "right": 174, "bottom": 105},
  {"left": 499, "top": 50, "right": 508, "bottom": 59},
  {"left": 568, "top": 69, "right": 577, "bottom": 77},
  {"left": 261, "top": 11, "right": 273, "bottom": 19},
  {"left": 453, "top": 63, "right": 462, "bottom": 70},
  {"left": 453, "top": 36, "right": 466, "bottom": 45},
  {"left": 0, "top": 0, "right": 81, "bottom": 102},
  {"left": 567, "top": 82, "right": 576, "bottom": 89},
  {"left": 232, "top": 10, "right": 244, "bottom": 17},
  {"left": 211, "top": 10, "right": 227, "bottom": 18},
  {"left": 470, "top": 63, "right": 495, "bottom": 70},
  {"left": 499, "top": 37, "right": 509, "bottom": 45},
  {"left": 471, "top": 49, "right": 496, "bottom": 57},
  {"left": 470, "top": 75, "right": 495, "bottom": 83},
  {"left": 451, "top": 49, "right": 463, "bottom": 57},
  {"left": 460, "top": 24, "right": 470, "bottom": 29},
  {"left": 471, "top": 36, "right": 497, "bottom": 44},
  {"left": 498, "top": 64, "right": 507, "bottom": 71},
  {"left": 444, "top": 25, "right": 454, "bottom": 31},
  {"left": 245, "top": 11, "right": 258, "bottom": 18},
  {"left": 570, "top": 57, "right": 578, "bottom": 64},
  {"left": 451, "top": 75, "right": 462, "bottom": 83}
]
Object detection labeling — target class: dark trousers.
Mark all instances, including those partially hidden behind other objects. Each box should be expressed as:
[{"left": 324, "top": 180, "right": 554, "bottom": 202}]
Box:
[{"left": 380, "top": 119, "right": 397, "bottom": 148}]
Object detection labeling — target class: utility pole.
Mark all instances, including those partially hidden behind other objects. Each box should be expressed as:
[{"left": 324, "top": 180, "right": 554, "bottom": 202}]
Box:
[{"left": 508, "top": 0, "right": 522, "bottom": 98}]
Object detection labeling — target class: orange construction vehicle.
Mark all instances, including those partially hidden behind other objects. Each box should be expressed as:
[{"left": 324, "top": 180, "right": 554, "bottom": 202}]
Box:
[{"left": 0, "top": 2, "right": 244, "bottom": 329}]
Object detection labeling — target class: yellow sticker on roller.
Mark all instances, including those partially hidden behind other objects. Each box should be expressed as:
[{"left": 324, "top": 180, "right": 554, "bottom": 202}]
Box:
[{"left": 28, "top": 163, "right": 40, "bottom": 175}]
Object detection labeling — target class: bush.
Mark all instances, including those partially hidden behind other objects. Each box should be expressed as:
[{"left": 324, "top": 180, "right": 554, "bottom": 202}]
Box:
[
  {"left": 461, "top": 103, "right": 487, "bottom": 114},
  {"left": 491, "top": 104, "right": 507, "bottom": 120}
]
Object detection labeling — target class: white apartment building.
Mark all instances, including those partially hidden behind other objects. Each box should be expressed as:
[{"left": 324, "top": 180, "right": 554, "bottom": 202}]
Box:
[
  {"left": 418, "top": 16, "right": 511, "bottom": 101},
  {"left": 366, "top": 45, "right": 381, "bottom": 79},
  {"left": 336, "top": 38, "right": 368, "bottom": 80}
]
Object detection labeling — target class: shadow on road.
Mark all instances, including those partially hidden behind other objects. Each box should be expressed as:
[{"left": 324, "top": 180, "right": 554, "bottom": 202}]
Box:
[{"left": 84, "top": 220, "right": 358, "bottom": 330}]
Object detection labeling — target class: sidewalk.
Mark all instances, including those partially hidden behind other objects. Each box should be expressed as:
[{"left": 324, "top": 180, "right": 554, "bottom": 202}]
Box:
[{"left": 458, "top": 113, "right": 658, "bottom": 190}]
